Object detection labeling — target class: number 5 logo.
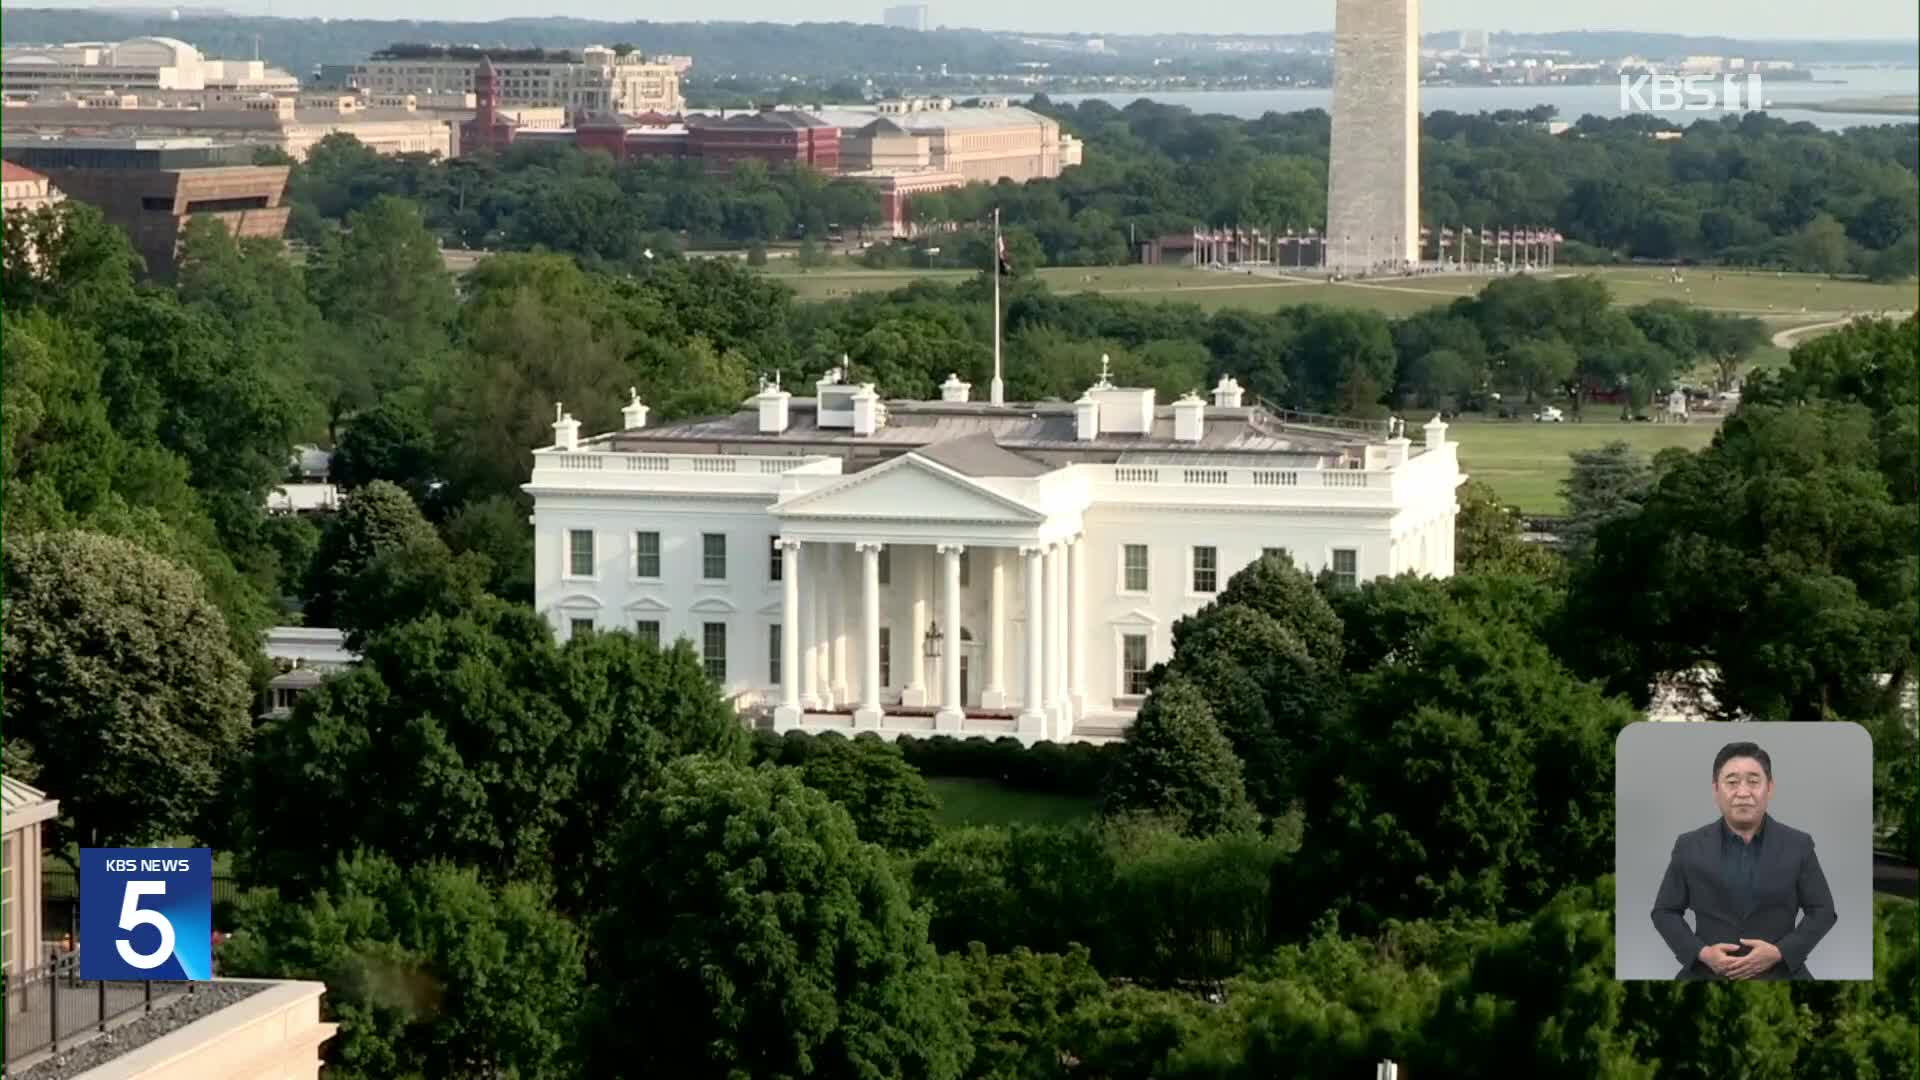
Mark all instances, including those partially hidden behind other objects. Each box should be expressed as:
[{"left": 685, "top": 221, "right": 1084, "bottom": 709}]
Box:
[{"left": 115, "top": 881, "right": 176, "bottom": 970}]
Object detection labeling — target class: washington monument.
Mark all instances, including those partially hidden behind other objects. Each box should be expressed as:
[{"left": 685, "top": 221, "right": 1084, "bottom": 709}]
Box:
[{"left": 1325, "top": 0, "right": 1420, "bottom": 273}]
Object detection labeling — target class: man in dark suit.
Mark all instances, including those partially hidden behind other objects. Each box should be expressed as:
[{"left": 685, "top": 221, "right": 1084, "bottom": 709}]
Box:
[{"left": 1651, "top": 741, "right": 1838, "bottom": 980}]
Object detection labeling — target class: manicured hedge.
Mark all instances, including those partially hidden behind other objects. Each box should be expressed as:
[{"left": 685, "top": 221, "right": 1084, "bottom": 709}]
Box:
[{"left": 748, "top": 730, "right": 1122, "bottom": 796}]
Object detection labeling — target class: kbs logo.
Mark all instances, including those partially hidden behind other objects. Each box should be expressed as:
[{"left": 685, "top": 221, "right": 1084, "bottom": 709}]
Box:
[
  {"left": 79, "top": 848, "right": 213, "bottom": 981},
  {"left": 1619, "top": 73, "right": 1768, "bottom": 113}
]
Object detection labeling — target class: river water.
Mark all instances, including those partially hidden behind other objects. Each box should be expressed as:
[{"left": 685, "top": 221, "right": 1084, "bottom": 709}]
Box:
[{"left": 1054, "top": 67, "right": 1919, "bottom": 132}]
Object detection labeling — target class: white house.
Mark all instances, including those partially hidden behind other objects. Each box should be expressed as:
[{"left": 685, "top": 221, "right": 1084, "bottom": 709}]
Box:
[{"left": 524, "top": 365, "right": 1466, "bottom": 745}]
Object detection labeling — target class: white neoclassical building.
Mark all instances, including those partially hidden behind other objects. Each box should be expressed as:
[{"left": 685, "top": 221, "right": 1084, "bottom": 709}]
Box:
[{"left": 525, "top": 365, "right": 1465, "bottom": 745}]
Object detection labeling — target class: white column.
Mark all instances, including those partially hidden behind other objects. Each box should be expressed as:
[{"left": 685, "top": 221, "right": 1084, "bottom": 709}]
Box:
[
  {"left": 829, "top": 543, "right": 849, "bottom": 705},
  {"left": 981, "top": 548, "right": 1008, "bottom": 709},
  {"left": 1067, "top": 535, "right": 1085, "bottom": 725},
  {"left": 774, "top": 540, "right": 802, "bottom": 730},
  {"left": 811, "top": 543, "right": 832, "bottom": 708},
  {"left": 855, "top": 542, "right": 884, "bottom": 727},
  {"left": 799, "top": 543, "right": 821, "bottom": 711},
  {"left": 936, "top": 544, "right": 965, "bottom": 730},
  {"left": 1018, "top": 546, "right": 1046, "bottom": 737},
  {"left": 1043, "top": 542, "right": 1064, "bottom": 738},
  {"left": 903, "top": 546, "right": 928, "bottom": 707}
]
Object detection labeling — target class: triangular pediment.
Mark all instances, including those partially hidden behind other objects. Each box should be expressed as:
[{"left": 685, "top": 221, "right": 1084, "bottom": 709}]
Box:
[
  {"left": 624, "top": 596, "right": 671, "bottom": 614},
  {"left": 1110, "top": 608, "right": 1160, "bottom": 628},
  {"left": 774, "top": 454, "right": 1045, "bottom": 523}
]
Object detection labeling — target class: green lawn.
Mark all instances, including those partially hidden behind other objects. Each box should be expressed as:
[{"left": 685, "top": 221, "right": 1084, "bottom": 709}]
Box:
[
  {"left": 927, "top": 777, "right": 1099, "bottom": 830},
  {"left": 1451, "top": 417, "right": 1721, "bottom": 514},
  {"left": 761, "top": 262, "right": 1918, "bottom": 320}
]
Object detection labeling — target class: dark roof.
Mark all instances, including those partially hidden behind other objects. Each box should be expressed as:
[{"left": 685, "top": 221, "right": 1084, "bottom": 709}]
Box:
[
  {"left": 914, "top": 432, "right": 1052, "bottom": 477},
  {"left": 586, "top": 396, "right": 1357, "bottom": 467}
]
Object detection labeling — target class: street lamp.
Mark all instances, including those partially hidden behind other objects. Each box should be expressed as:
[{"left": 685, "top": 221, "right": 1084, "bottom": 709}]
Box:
[{"left": 922, "top": 621, "right": 944, "bottom": 660}]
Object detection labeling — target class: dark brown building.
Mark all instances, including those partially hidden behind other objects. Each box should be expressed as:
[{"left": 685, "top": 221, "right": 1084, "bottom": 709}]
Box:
[
  {"left": 0, "top": 137, "right": 289, "bottom": 279},
  {"left": 686, "top": 109, "right": 840, "bottom": 175}
]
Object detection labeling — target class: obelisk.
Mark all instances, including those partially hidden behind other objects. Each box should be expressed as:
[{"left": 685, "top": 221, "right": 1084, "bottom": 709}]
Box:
[{"left": 1325, "top": 0, "right": 1420, "bottom": 274}]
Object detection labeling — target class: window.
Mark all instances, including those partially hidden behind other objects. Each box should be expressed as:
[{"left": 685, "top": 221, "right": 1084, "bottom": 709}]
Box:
[
  {"left": 702, "top": 622, "right": 728, "bottom": 681},
  {"left": 703, "top": 533, "right": 727, "bottom": 580},
  {"left": 568, "top": 529, "right": 595, "bottom": 577},
  {"left": 959, "top": 549, "right": 971, "bottom": 588},
  {"left": 634, "top": 531, "right": 661, "bottom": 578},
  {"left": 1331, "top": 549, "right": 1358, "bottom": 588},
  {"left": 1123, "top": 544, "right": 1149, "bottom": 592},
  {"left": 878, "top": 546, "right": 891, "bottom": 585},
  {"left": 635, "top": 620, "right": 661, "bottom": 646},
  {"left": 1122, "top": 634, "right": 1150, "bottom": 696},
  {"left": 1262, "top": 547, "right": 1286, "bottom": 563},
  {"left": 769, "top": 537, "right": 783, "bottom": 582},
  {"left": 1191, "top": 546, "right": 1218, "bottom": 594},
  {"left": 878, "top": 627, "right": 892, "bottom": 687},
  {"left": 768, "top": 624, "right": 782, "bottom": 685},
  {"left": 570, "top": 617, "right": 595, "bottom": 638}
]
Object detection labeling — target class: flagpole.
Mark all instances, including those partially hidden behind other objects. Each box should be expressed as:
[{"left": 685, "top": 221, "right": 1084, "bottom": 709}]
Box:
[{"left": 991, "top": 207, "right": 1004, "bottom": 406}]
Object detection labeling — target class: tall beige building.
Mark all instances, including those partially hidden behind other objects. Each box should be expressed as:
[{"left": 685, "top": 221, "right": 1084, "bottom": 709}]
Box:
[
  {"left": 1, "top": 37, "right": 299, "bottom": 96},
  {"left": 1325, "top": 0, "right": 1420, "bottom": 273},
  {"left": 355, "top": 45, "right": 683, "bottom": 118}
]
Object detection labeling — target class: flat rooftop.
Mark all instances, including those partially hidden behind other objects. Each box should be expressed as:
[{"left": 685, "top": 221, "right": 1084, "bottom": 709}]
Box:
[{"left": 586, "top": 396, "right": 1368, "bottom": 469}]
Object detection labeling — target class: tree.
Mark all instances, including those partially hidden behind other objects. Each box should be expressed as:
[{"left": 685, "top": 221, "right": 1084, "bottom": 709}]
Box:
[
  {"left": 1560, "top": 440, "right": 1653, "bottom": 555},
  {"left": 329, "top": 397, "right": 439, "bottom": 503},
  {"left": 585, "top": 757, "right": 971, "bottom": 1079},
  {"left": 952, "top": 943, "right": 1110, "bottom": 1080},
  {"left": 2, "top": 531, "right": 252, "bottom": 849},
  {"left": 1793, "top": 214, "right": 1853, "bottom": 277},
  {"left": 220, "top": 853, "right": 586, "bottom": 1080},
  {"left": 1571, "top": 403, "right": 1916, "bottom": 722},
  {"left": 302, "top": 479, "right": 448, "bottom": 634},
  {"left": 242, "top": 599, "right": 744, "bottom": 901},
  {"left": 796, "top": 734, "right": 940, "bottom": 851},
  {"left": 1104, "top": 676, "right": 1259, "bottom": 838},
  {"left": 1294, "top": 611, "right": 1632, "bottom": 930},
  {"left": 1453, "top": 479, "right": 1559, "bottom": 578}
]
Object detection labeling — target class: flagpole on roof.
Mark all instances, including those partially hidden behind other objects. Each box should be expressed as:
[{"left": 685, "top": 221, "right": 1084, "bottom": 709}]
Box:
[{"left": 990, "top": 206, "right": 1004, "bottom": 406}]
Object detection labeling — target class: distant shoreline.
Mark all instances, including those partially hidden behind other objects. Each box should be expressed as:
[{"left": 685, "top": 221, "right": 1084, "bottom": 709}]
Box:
[{"left": 1771, "top": 94, "right": 1920, "bottom": 116}]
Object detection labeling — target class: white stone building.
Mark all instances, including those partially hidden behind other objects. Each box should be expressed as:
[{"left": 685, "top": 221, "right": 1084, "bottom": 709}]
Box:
[{"left": 525, "top": 368, "right": 1464, "bottom": 745}]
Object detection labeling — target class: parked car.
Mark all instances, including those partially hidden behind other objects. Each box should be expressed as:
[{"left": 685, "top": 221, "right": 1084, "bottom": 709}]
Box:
[{"left": 1533, "top": 406, "right": 1565, "bottom": 423}]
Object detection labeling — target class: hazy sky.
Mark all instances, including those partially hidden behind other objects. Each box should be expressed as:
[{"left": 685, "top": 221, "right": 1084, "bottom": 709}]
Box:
[{"left": 127, "top": 0, "right": 1918, "bottom": 38}]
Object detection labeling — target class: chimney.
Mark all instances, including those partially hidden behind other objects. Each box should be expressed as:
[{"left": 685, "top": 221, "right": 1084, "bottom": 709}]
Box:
[
  {"left": 940, "top": 373, "right": 971, "bottom": 402},
  {"left": 1423, "top": 414, "right": 1449, "bottom": 447},
  {"left": 621, "top": 387, "right": 649, "bottom": 430},
  {"left": 1075, "top": 393, "right": 1100, "bottom": 441},
  {"left": 551, "top": 402, "right": 580, "bottom": 451},
  {"left": 1211, "top": 374, "right": 1244, "bottom": 409},
  {"left": 851, "top": 384, "right": 881, "bottom": 436},
  {"left": 757, "top": 376, "right": 792, "bottom": 434},
  {"left": 1172, "top": 391, "right": 1206, "bottom": 442}
]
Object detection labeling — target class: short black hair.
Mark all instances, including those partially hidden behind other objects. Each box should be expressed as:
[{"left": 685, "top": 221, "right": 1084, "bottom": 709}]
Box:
[{"left": 1713, "top": 741, "right": 1772, "bottom": 782}]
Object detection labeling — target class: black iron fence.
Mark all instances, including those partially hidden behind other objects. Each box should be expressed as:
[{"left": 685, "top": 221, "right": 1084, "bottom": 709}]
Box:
[{"left": 3, "top": 949, "right": 192, "bottom": 1067}]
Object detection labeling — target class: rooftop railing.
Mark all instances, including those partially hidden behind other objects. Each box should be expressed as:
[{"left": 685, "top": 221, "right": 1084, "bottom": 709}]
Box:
[{"left": 3, "top": 949, "right": 194, "bottom": 1067}]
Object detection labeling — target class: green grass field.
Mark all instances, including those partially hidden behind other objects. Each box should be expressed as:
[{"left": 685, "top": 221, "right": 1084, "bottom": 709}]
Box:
[
  {"left": 763, "top": 262, "right": 1917, "bottom": 322},
  {"left": 927, "top": 777, "right": 1099, "bottom": 830},
  {"left": 1451, "top": 417, "right": 1721, "bottom": 513}
]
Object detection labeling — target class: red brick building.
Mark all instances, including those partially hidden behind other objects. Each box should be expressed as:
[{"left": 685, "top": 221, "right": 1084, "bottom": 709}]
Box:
[
  {"left": 459, "top": 55, "right": 519, "bottom": 154},
  {"left": 685, "top": 110, "right": 840, "bottom": 175}
]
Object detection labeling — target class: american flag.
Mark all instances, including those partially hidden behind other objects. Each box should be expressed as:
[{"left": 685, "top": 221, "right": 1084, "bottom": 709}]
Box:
[{"left": 995, "top": 232, "right": 1012, "bottom": 275}]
